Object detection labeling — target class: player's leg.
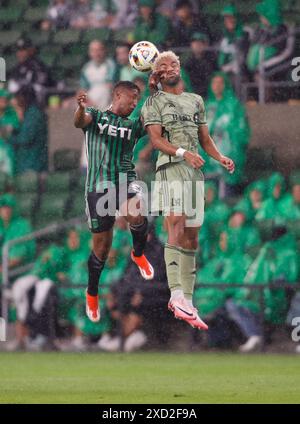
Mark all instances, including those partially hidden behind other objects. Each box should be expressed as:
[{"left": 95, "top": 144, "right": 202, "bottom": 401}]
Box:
[
  {"left": 121, "top": 193, "right": 154, "bottom": 280},
  {"left": 178, "top": 225, "right": 208, "bottom": 330},
  {"left": 85, "top": 191, "right": 115, "bottom": 322},
  {"left": 164, "top": 213, "right": 199, "bottom": 322},
  {"left": 177, "top": 168, "right": 208, "bottom": 330}
]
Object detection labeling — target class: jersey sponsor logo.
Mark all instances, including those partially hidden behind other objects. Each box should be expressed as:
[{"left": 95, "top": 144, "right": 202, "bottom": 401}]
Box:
[
  {"left": 98, "top": 123, "right": 132, "bottom": 140},
  {"left": 170, "top": 113, "right": 200, "bottom": 124}
]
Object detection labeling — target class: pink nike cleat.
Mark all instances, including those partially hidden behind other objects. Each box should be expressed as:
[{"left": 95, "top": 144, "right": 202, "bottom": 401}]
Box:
[
  {"left": 168, "top": 297, "right": 196, "bottom": 322},
  {"left": 168, "top": 299, "right": 208, "bottom": 330},
  {"left": 187, "top": 308, "right": 208, "bottom": 330},
  {"left": 131, "top": 251, "right": 154, "bottom": 280},
  {"left": 86, "top": 290, "right": 100, "bottom": 322}
]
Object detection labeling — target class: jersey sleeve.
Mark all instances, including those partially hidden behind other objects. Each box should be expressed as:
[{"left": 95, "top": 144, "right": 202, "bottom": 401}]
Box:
[
  {"left": 83, "top": 107, "right": 99, "bottom": 132},
  {"left": 135, "top": 117, "right": 147, "bottom": 138},
  {"left": 85, "top": 106, "right": 98, "bottom": 120},
  {"left": 141, "top": 96, "right": 162, "bottom": 127},
  {"left": 198, "top": 96, "right": 207, "bottom": 126}
]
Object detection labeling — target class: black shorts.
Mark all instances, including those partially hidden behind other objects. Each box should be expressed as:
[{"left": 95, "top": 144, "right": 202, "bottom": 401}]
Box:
[{"left": 85, "top": 181, "right": 142, "bottom": 233}]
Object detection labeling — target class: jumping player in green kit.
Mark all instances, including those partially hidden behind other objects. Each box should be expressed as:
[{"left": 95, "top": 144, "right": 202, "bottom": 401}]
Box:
[
  {"left": 74, "top": 81, "right": 154, "bottom": 323},
  {"left": 142, "top": 51, "right": 235, "bottom": 330}
]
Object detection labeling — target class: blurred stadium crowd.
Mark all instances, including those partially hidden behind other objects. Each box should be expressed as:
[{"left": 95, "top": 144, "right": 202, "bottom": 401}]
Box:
[{"left": 0, "top": 0, "right": 300, "bottom": 353}]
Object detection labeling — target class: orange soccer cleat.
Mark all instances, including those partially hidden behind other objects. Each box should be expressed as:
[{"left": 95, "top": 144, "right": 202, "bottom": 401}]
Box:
[
  {"left": 131, "top": 251, "right": 154, "bottom": 280},
  {"left": 86, "top": 290, "right": 100, "bottom": 322}
]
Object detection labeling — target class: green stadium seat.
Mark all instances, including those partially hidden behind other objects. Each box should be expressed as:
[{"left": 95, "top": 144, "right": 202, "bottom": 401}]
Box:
[
  {"left": 39, "top": 51, "right": 57, "bottom": 67},
  {"left": 255, "top": 219, "right": 274, "bottom": 241},
  {"left": 67, "top": 195, "right": 85, "bottom": 219},
  {"left": 44, "top": 172, "right": 73, "bottom": 193},
  {"left": 66, "top": 43, "right": 88, "bottom": 56},
  {"left": 112, "top": 28, "right": 132, "bottom": 44},
  {"left": 35, "top": 193, "right": 66, "bottom": 228},
  {"left": 0, "top": 9, "right": 23, "bottom": 24},
  {"left": 289, "top": 170, "right": 300, "bottom": 187},
  {"left": 286, "top": 220, "right": 300, "bottom": 239},
  {"left": 24, "top": 8, "right": 47, "bottom": 24},
  {"left": 0, "top": 31, "right": 22, "bottom": 47},
  {"left": 53, "top": 149, "right": 81, "bottom": 172},
  {"left": 4, "top": 54, "right": 18, "bottom": 72},
  {"left": 17, "top": 193, "right": 38, "bottom": 220},
  {"left": 16, "top": 21, "right": 33, "bottom": 34},
  {"left": 78, "top": 175, "right": 86, "bottom": 192},
  {"left": 28, "top": 31, "right": 51, "bottom": 47},
  {"left": 81, "top": 28, "right": 112, "bottom": 44},
  {"left": 14, "top": 171, "right": 39, "bottom": 193},
  {"left": 0, "top": 172, "right": 9, "bottom": 192},
  {"left": 58, "top": 54, "right": 85, "bottom": 70},
  {"left": 52, "top": 29, "right": 81, "bottom": 46}
]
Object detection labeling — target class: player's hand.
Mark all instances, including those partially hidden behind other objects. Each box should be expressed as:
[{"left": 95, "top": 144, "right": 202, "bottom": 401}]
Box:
[
  {"left": 220, "top": 155, "right": 235, "bottom": 174},
  {"left": 77, "top": 91, "right": 88, "bottom": 109},
  {"left": 183, "top": 151, "right": 205, "bottom": 169},
  {"left": 149, "top": 71, "right": 162, "bottom": 92}
]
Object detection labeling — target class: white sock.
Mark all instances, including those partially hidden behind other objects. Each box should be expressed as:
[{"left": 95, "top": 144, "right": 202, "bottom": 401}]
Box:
[
  {"left": 170, "top": 289, "right": 184, "bottom": 301},
  {"left": 186, "top": 299, "right": 194, "bottom": 308}
]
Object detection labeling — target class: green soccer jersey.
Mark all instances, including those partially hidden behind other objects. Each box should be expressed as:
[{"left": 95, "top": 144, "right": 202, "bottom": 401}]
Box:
[
  {"left": 84, "top": 108, "right": 145, "bottom": 192},
  {"left": 141, "top": 91, "right": 207, "bottom": 169}
]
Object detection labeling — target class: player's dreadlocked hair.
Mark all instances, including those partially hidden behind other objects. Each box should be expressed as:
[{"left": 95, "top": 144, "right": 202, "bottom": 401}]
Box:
[
  {"left": 152, "top": 51, "right": 180, "bottom": 72},
  {"left": 113, "top": 80, "right": 141, "bottom": 95}
]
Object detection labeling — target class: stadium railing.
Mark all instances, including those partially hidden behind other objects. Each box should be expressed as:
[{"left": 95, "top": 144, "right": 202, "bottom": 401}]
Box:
[{"left": 241, "top": 26, "right": 300, "bottom": 103}]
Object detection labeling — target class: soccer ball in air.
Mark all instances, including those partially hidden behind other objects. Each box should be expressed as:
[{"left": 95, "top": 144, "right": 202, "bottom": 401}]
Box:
[{"left": 129, "top": 41, "right": 159, "bottom": 72}]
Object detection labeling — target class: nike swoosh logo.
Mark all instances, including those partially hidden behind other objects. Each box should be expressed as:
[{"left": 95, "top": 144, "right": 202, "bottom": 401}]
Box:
[{"left": 175, "top": 306, "right": 194, "bottom": 317}]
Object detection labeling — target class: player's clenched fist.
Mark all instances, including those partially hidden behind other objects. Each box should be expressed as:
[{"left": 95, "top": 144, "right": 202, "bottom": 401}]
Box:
[
  {"left": 77, "top": 91, "right": 87, "bottom": 109},
  {"left": 220, "top": 155, "right": 235, "bottom": 174},
  {"left": 183, "top": 151, "right": 205, "bottom": 169}
]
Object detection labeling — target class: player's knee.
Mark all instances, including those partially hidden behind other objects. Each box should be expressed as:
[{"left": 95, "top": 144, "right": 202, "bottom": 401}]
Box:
[{"left": 93, "top": 236, "right": 111, "bottom": 260}]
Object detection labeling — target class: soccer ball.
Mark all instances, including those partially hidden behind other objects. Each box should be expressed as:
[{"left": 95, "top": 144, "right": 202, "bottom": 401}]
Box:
[{"left": 129, "top": 41, "right": 159, "bottom": 73}]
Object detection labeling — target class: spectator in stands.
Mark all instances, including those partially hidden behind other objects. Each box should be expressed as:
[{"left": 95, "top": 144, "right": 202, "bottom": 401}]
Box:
[
  {"left": 247, "top": 0, "right": 288, "bottom": 75},
  {"left": 194, "top": 224, "right": 252, "bottom": 349},
  {"left": 57, "top": 227, "right": 105, "bottom": 351},
  {"left": 98, "top": 223, "right": 170, "bottom": 352},
  {"left": 233, "top": 226, "right": 299, "bottom": 351},
  {"left": 8, "top": 38, "right": 52, "bottom": 106},
  {"left": 41, "top": 0, "right": 72, "bottom": 30},
  {"left": 255, "top": 172, "right": 287, "bottom": 224},
  {"left": 0, "top": 194, "right": 35, "bottom": 287},
  {"left": 10, "top": 86, "right": 48, "bottom": 174},
  {"left": 114, "top": 43, "right": 141, "bottom": 82},
  {"left": 111, "top": 0, "right": 138, "bottom": 29},
  {"left": 80, "top": 40, "right": 116, "bottom": 110},
  {"left": 89, "top": 0, "right": 118, "bottom": 28},
  {"left": 243, "top": 179, "right": 267, "bottom": 221},
  {"left": 218, "top": 5, "right": 249, "bottom": 96},
  {"left": 184, "top": 32, "right": 217, "bottom": 98},
  {"left": 279, "top": 179, "right": 300, "bottom": 221},
  {"left": 198, "top": 181, "right": 230, "bottom": 263},
  {"left": 70, "top": 0, "right": 92, "bottom": 29},
  {"left": 8, "top": 244, "right": 65, "bottom": 351},
  {"left": 171, "top": 0, "right": 211, "bottom": 48},
  {"left": 0, "top": 89, "right": 19, "bottom": 176},
  {"left": 132, "top": 0, "right": 171, "bottom": 47},
  {"left": 203, "top": 72, "right": 250, "bottom": 197},
  {"left": 221, "top": 202, "right": 261, "bottom": 256}
]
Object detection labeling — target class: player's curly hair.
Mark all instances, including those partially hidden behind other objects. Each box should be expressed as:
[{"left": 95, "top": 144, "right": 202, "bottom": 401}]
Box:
[{"left": 152, "top": 51, "right": 180, "bottom": 72}]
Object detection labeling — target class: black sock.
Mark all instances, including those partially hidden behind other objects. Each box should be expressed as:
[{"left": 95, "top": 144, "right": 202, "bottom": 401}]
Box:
[
  {"left": 87, "top": 251, "right": 106, "bottom": 296},
  {"left": 130, "top": 218, "right": 148, "bottom": 257}
]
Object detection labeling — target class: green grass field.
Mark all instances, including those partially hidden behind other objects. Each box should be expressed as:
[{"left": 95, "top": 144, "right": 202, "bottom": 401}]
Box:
[{"left": 0, "top": 352, "right": 299, "bottom": 403}]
